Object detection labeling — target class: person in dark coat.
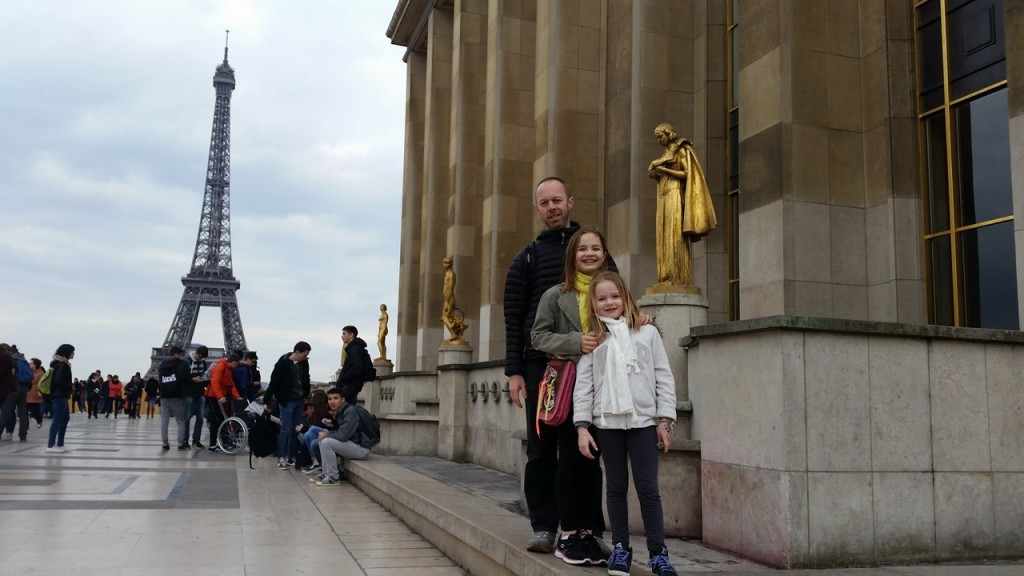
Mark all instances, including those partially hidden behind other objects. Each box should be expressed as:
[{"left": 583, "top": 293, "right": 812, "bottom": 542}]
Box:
[
  {"left": 46, "top": 344, "right": 75, "bottom": 452},
  {"left": 337, "top": 326, "right": 371, "bottom": 404}
]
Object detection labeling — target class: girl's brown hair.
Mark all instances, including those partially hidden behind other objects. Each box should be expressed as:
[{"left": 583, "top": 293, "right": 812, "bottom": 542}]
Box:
[
  {"left": 585, "top": 270, "right": 642, "bottom": 338},
  {"left": 309, "top": 389, "right": 329, "bottom": 423},
  {"left": 559, "top": 226, "right": 610, "bottom": 292}
]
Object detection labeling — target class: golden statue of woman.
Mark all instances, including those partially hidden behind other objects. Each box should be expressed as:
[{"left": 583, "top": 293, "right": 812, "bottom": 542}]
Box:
[
  {"left": 441, "top": 256, "right": 468, "bottom": 345},
  {"left": 647, "top": 122, "right": 717, "bottom": 290},
  {"left": 376, "top": 304, "right": 389, "bottom": 362}
]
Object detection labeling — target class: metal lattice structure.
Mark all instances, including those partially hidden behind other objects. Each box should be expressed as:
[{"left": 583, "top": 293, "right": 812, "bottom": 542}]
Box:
[{"left": 148, "top": 39, "right": 251, "bottom": 375}]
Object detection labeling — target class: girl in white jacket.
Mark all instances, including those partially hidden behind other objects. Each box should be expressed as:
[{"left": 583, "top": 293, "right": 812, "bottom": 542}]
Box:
[{"left": 574, "top": 271, "right": 677, "bottom": 576}]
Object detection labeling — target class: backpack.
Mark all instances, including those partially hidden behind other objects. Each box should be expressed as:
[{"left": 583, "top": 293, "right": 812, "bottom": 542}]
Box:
[
  {"left": 247, "top": 414, "right": 278, "bottom": 469},
  {"left": 202, "top": 361, "right": 215, "bottom": 382},
  {"left": 360, "top": 347, "right": 376, "bottom": 382},
  {"left": 157, "top": 361, "right": 183, "bottom": 396},
  {"left": 37, "top": 368, "right": 54, "bottom": 395},
  {"left": 14, "top": 358, "right": 33, "bottom": 386},
  {"left": 349, "top": 403, "right": 381, "bottom": 447}
]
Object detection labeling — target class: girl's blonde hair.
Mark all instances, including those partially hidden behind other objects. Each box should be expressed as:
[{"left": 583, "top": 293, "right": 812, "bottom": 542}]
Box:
[
  {"left": 586, "top": 270, "right": 642, "bottom": 337},
  {"left": 559, "top": 226, "right": 610, "bottom": 292}
]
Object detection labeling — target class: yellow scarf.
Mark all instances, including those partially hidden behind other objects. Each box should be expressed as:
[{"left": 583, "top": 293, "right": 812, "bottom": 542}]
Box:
[{"left": 574, "top": 271, "right": 594, "bottom": 333}]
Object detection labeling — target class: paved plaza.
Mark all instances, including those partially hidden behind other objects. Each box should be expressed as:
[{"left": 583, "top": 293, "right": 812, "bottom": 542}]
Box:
[{"left": 2, "top": 412, "right": 1022, "bottom": 575}]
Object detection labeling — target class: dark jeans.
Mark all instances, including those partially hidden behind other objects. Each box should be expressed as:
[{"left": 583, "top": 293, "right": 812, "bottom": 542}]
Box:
[
  {"left": 184, "top": 395, "right": 205, "bottom": 444},
  {"left": 87, "top": 397, "right": 99, "bottom": 418},
  {"left": 277, "top": 399, "right": 303, "bottom": 459},
  {"left": 0, "top": 387, "right": 29, "bottom": 439},
  {"left": 48, "top": 398, "right": 70, "bottom": 448},
  {"left": 205, "top": 398, "right": 228, "bottom": 447},
  {"left": 522, "top": 357, "right": 605, "bottom": 535},
  {"left": 594, "top": 426, "right": 665, "bottom": 554}
]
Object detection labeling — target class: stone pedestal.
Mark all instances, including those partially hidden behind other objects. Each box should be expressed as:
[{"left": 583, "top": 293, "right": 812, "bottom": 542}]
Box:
[
  {"left": 437, "top": 344, "right": 472, "bottom": 460},
  {"left": 637, "top": 292, "right": 708, "bottom": 441},
  {"left": 363, "top": 360, "right": 393, "bottom": 413}
]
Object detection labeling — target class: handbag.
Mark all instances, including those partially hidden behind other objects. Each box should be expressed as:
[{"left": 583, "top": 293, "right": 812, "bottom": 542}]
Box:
[{"left": 535, "top": 358, "right": 576, "bottom": 434}]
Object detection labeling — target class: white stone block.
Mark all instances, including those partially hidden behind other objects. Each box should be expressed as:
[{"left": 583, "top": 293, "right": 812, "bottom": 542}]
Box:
[
  {"left": 869, "top": 337, "right": 931, "bottom": 471},
  {"left": 805, "top": 333, "right": 871, "bottom": 471}
]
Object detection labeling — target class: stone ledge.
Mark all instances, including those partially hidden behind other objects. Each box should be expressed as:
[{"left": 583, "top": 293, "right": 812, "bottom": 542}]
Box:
[
  {"left": 379, "top": 413, "right": 439, "bottom": 422},
  {"left": 688, "top": 315, "right": 1024, "bottom": 344}
]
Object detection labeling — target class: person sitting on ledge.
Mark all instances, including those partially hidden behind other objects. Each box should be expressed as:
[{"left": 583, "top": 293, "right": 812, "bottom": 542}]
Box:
[{"left": 312, "top": 387, "right": 371, "bottom": 486}]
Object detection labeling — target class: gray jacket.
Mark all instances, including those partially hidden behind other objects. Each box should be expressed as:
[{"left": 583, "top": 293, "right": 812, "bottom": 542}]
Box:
[{"left": 530, "top": 286, "right": 584, "bottom": 361}]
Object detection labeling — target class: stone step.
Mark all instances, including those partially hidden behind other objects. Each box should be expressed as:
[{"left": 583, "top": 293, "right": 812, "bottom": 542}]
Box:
[{"left": 345, "top": 455, "right": 768, "bottom": 575}]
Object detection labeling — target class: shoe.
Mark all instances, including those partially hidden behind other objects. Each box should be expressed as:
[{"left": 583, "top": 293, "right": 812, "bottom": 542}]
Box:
[
  {"left": 161, "top": 445, "right": 170, "bottom": 451},
  {"left": 207, "top": 445, "right": 220, "bottom": 452},
  {"left": 36, "top": 422, "right": 42, "bottom": 428},
  {"left": 193, "top": 441, "right": 205, "bottom": 449},
  {"left": 302, "top": 464, "right": 322, "bottom": 476},
  {"left": 578, "top": 531, "right": 608, "bottom": 566},
  {"left": 526, "top": 530, "right": 556, "bottom": 553},
  {"left": 555, "top": 533, "right": 589, "bottom": 565},
  {"left": 316, "top": 477, "right": 341, "bottom": 486},
  {"left": 178, "top": 443, "right": 189, "bottom": 451},
  {"left": 277, "top": 457, "right": 289, "bottom": 469},
  {"left": 309, "top": 474, "right": 326, "bottom": 483},
  {"left": 648, "top": 548, "right": 678, "bottom": 576},
  {"left": 19, "top": 437, "right": 26, "bottom": 443},
  {"left": 286, "top": 458, "right": 296, "bottom": 467},
  {"left": 45, "top": 446, "right": 65, "bottom": 453},
  {"left": 607, "top": 543, "right": 632, "bottom": 576},
  {"left": 1, "top": 432, "right": 12, "bottom": 441}
]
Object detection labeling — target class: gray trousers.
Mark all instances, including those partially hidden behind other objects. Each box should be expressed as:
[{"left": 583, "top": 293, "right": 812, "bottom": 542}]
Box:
[
  {"left": 160, "top": 398, "right": 187, "bottom": 446},
  {"left": 319, "top": 437, "right": 370, "bottom": 480},
  {"left": 594, "top": 426, "right": 666, "bottom": 555}
]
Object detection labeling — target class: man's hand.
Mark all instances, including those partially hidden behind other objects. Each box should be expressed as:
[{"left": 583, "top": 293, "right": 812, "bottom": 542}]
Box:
[{"left": 508, "top": 375, "right": 526, "bottom": 409}]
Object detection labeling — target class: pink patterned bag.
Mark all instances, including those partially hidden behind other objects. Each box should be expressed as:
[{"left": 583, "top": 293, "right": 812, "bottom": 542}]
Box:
[{"left": 535, "top": 359, "right": 576, "bottom": 435}]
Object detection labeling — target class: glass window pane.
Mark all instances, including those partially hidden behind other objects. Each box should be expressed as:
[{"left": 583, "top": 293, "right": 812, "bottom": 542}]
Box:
[
  {"left": 958, "top": 221, "right": 1019, "bottom": 329},
  {"left": 924, "top": 113, "right": 950, "bottom": 233},
  {"left": 928, "top": 235, "right": 954, "bottom": 326},
  {"left": 916, "top": 1, "right": 945, "bottom": 110},
  {"left": 954, "top": 89, "right": 1012, "bottom": 225}
]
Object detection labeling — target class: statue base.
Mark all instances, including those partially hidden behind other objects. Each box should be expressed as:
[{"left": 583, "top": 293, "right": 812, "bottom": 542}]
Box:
[
  {"left": 373, "top": 359, "right": 394, "bottom": 377},
  {"left": 646, "top": 282, "right": 702, "bottom": 295},
  {"left": 637, "top": 292, "right": 707, "bottom": 442},
  {"left": 438, "top": 343, "right": 473, "bottom": 365}
]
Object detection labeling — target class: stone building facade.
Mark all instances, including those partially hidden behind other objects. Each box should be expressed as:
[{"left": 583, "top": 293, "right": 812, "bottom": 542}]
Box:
[{"left": 382, "top": 0, "right": 1024, "bottom": 567}]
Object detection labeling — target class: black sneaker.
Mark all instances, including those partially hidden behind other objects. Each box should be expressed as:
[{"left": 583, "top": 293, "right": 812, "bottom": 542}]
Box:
[
  {"left": 607, "top": 543, "right": 632, "bottom": 576},
  {"left": 578, "top": 531, "right": 608, "bottom": 566},
  {"left": 648, "top": 547, "right": 678, "bottom": 576},
  {"left": 192, "top": 441, "right": 205, "bottom": 449},
  {"left": 554, "top": 533, "right": 588, "bottom": 565},
  {"left": 178, "top": 443, "right": 189, "bottom": 451},
  {"left": 161, "top": 445, "right": 170, "bottom": 451},
  {"left": 207, "top": 445, "right": 220, "bottom": 452}
]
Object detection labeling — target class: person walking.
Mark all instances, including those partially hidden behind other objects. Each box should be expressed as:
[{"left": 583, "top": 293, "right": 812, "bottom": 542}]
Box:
[
  {"left": 46, "top": 344, "right": 76, "bottom": 453},
  {"left": 26, "top": 358, "right": 45, "bottom": 429}
]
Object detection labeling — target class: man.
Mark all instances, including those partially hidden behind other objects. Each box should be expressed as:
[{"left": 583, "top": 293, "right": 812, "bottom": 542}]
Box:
[
  {"left": 157, "top": 346, "right": 192, "bottom": 451},
  {"left": 0, "top": 344, "right": 17, "bottom": 441},
  {"left": 183, "top": 346, "right": 209, "bottom": 449},
  {"left": 313, "top": 387, "right": 371, "bottom": 486},
  {"left": 266, "top": 341, "right": 311, "bottom": 469},
  {"left": 231, "top": 350, "right": 252, "bottom": 401},
  {"left": 503, "top": 176, "right": 611, "bottom": 555},
  {"left": 337, "top": 325, "right": 371, "bottom": 404},
  {"left": 204, "top": 352, "right": 241, "bottom": 452},
  {"left": 245, "top": 352, "right": 261, "bottom": 402},
  {"left": 0, "top": 345, "right": 32, "bottom": 441}
]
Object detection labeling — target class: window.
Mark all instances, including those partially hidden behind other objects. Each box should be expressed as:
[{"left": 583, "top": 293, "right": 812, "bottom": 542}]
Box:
[
  {"left": 916, "top": 0, "right": 1016, "bottom": 329},
  {"left": 727, "top": 0, "right": 740, "bottom": 320}
]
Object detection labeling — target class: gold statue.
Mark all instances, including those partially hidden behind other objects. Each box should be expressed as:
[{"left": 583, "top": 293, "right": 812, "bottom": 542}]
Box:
[
  {"left": 376, "top": 304, "right": 389, "bottom": 362},
  {"left": 647, "top": 123, "right": 717, "bottom": 291},
  {"left": 441, "top": 256, "right": 469, "bottom": 345}
]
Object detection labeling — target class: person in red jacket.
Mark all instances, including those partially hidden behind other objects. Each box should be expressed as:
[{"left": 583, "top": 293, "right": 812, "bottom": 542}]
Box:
[
  {"left": 107, "top": 375, "right": 124, "bottom": 419},
  {"left": 204, "top": 353, "right": 241, "bottom": 452}
]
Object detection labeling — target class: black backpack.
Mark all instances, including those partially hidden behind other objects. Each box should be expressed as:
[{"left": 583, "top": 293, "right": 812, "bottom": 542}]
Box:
[
  {"left": 351, "top": 404, "right": 381, "bottom": 447},
  {"left": 247, "top": 414, "right": 278, "bottom": 469},
  {"left": 360, "top": 347, "right": 376, "bottom": 382}
]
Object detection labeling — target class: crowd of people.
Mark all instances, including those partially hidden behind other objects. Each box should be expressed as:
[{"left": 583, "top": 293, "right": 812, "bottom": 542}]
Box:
[{"left": 503, "top": 177, "right": 679, "bottom": 576}]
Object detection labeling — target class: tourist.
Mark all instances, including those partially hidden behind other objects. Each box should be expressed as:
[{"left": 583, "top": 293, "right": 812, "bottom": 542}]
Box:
[
  {"left": 529, "top": 226, "right": 612, "bottom": 566},
  {"left": 313, "top": 387, "right": 371, "bottom": 486},
  {"left": 46, "top": 344, "right": 75, "bottom": 453},
  {"left": 266, "top": 341, "right": 311, "bottom": 469},
  {"left": 184, "top": 346, "right": 209, "bottom": 449},
  {"left": 204, "top": 352, "right": 241, "bottom": 452},
  {"left": 157, "top": 346, "right": 191, "bottom": 451},
  {"left": 26, "top": 358, "right": 45, "bottom": 428},
  {"left": 337, "top": 326, "right": 371, "bottom": 404},
  {"left": 573, "top": 271, "right": 678, "bottom": 576},
  {"left": 144, "top": 376, "right": 159, "bottom": 419}
]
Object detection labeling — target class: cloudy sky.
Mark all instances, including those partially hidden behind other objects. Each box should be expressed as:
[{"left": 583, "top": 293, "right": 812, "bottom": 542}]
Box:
[{"left": 0, "top": 1, "right": 409, "bottom": 382}]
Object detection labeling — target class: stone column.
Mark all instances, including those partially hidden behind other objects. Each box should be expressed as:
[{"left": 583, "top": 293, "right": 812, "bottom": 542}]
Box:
[
  {"left": 397, "top": 52, "right": 427, "bottom": 372},
  {"left": 637, "top": 292, "right": 706, "bottom": 440},
  {"left": 437, "top": 343, "right": 473, "bottom": 460}
]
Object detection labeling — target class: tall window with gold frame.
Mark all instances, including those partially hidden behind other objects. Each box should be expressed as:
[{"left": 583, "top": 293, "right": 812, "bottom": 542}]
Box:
[
  {"left": 915, "top": 0, "right": 1017, "bottom": 329},
  {"left": 726, "top": 0, "right": 740, "bottom": 320}
]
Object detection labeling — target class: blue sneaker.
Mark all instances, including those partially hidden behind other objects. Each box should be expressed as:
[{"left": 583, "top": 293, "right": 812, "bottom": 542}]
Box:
[
  {"left": 648, "top": 547, "right": 678, "bottom": 576},
  {"left": 608, "top": 543, "right": 632, "bottom": 576}
]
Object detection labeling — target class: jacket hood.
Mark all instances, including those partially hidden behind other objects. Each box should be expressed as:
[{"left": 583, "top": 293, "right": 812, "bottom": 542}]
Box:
[
  {"left": 159, "top": 357, "right": 181, "bottom": 370},
  {"left": 348, "top": 338, "right": 368, "bottom": 350}
]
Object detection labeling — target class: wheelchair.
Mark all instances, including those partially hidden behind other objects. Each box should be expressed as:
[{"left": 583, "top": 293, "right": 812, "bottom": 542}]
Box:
[{"left": 216, "top": 400, "right": 262, "bottom": 455}]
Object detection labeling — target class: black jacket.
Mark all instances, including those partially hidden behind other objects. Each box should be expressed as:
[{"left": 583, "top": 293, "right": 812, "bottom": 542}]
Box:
[
  {"left": 157, "top": 357, "right": 191, "bottom": 399},
  {"left": 184, "top": 356, "right": 208, "bottom": 397},
  {"left": 339, "top": 338, "right": 370, "bottom": 387},
  {"left": 502, "top": 222, "right": 617, "bottom": 377},
  {"left": 267, "top": 353, "right": 302, "bottom": 405},
  {"left": 49, "top": 358, "right": 73, "bottom": 399}
]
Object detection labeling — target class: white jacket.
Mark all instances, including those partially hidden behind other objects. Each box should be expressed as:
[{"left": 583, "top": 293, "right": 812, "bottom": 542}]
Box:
[{"left": 573, "top": 324, "right": 677, "bottom": 429}]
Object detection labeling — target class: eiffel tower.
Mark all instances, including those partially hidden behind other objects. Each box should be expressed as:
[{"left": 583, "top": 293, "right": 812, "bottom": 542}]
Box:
[{"left": 148, "top": 34, "right": 251, "bottom": 375}]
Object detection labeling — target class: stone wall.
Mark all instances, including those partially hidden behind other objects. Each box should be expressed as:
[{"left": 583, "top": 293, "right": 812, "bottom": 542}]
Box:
[{"left": 692, "top": 316, "right": 1024, "bottom": 568}]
